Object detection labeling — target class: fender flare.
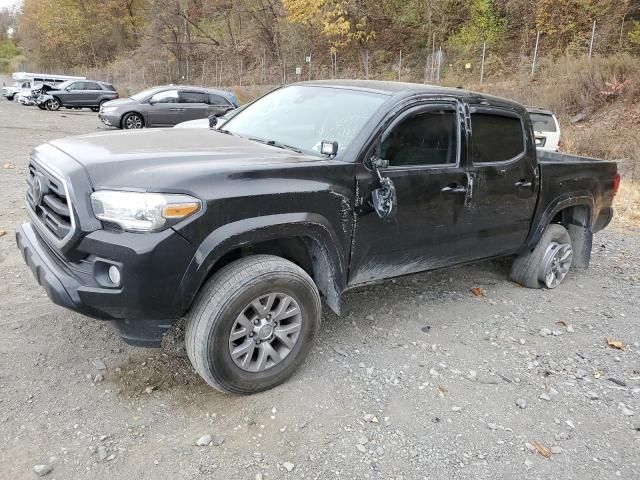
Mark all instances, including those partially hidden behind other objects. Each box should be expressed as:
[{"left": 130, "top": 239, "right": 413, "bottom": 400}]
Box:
[
  {"left": 176, "top": 213, "right": 348, "bottom": 314},
  {"left": 524, "top": 192, "right": 594, "bottom": 252}
]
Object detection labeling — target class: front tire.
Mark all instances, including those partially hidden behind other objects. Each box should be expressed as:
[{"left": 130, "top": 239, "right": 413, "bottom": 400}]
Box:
[
  {"left": 122, "top": 112, "right": 144, "bottom": 129},
  {"left": 185, "top": 255, "right": 321, "bottom": 394},
  {"left": 46, "top": 97, "right": 61, "bottom": 111},
  {"left": 510, "top": 224, "right": 573, "bottom": 289}
]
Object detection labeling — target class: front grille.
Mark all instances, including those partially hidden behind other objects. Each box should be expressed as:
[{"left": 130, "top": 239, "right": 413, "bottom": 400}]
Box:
[{"left": 26, "top": 160, "right": 75, "bottom": 245}]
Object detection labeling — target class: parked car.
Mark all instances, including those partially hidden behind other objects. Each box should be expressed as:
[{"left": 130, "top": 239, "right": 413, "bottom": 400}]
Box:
[
  {"left": 98, "top": 85, "right": 237, "bottom": 129},
  {"left": 173, "top": 103, "right": 247, "bottom": 129},
  {"left": 526, "top": 106, "right": 561, "bottom": 151},
  {"left": 16, "top": 80, "right": 619, "bottom": 394},
  {"left": 2, "top": 72, "right": 85, "bottom": 101},
  {"left": 36, "top": 80, "right": 118, "bottom": 112}
]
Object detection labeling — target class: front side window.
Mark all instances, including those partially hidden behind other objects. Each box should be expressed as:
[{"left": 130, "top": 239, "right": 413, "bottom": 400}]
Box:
[
  {"left": 150, "top": 89, "right": 179, "bottom": 104},
  {"left": 66, "top": 82, "right": 84, "bottom": 91},
  {"left": 223, "top": 85, "right": 387, "bottom": 156},
  {"left": 381, "top": 108, "right": 458, "bottom": 167},
  {"left": 471, "top": 112, "right": 524, "bottom": 163},
  {"left": 181, "top": 91, "right": 206, "bottom": 103}
]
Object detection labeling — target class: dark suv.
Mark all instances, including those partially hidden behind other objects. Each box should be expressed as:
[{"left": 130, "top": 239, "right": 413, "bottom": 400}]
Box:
[{"left": 41, "top": 80, "right": 118, "bottom": 112}]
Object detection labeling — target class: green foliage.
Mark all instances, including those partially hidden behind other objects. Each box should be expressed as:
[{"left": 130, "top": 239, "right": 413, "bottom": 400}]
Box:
[
  {"left": 630, "top": 22, "right": 640, "bottom": 48},
  {"left": 0, "top": 39, "right": 19, "bottom": 58},
  {"left": 447, "top": 0, "right": 507, "bottom": 59}
]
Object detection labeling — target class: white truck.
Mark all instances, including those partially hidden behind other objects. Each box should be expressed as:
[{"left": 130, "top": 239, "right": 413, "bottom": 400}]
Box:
[{"left": 2, "top": 72, "right": 85, "bottom": 102}]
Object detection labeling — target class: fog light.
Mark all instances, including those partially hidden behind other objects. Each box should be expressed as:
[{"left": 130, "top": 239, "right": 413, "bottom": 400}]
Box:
[{"left": 108, "top": 265, "right": 121, "bottom": 285}]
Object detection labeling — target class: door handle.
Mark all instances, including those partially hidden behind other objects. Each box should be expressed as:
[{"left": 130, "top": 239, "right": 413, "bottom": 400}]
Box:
[
  {"left": 515, "top": 179, "right": 533, "bottom": 188},
  {"left": 170, "top": 108, "right": 185, "bottom": 112},
  {"left": 441, "top": 183, "right": 467, "bottom": 193}
]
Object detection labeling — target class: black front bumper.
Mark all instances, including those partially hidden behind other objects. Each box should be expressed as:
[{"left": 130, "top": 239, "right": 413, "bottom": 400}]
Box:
[{"left": 16, "top": 222, "right": 195, "bottom": 346}]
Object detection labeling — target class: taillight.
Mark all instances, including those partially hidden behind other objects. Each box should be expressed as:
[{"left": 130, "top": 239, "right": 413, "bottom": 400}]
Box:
[{"left": 613, "top": 172, "right": 621, "bottom": 195}]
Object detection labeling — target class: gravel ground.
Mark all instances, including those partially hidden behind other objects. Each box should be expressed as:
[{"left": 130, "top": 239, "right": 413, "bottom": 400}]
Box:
[{"left": 0, "top": 97, "right": 639, "bottom": 480}]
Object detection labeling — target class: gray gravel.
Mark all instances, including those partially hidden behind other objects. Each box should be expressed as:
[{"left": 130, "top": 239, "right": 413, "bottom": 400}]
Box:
[{"left": 0, "top": 97, "right": 639, "bottom": 479}]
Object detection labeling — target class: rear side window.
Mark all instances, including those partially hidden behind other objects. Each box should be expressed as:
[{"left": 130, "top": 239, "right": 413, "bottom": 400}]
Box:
[
  {"left": 529, "top": 113, "right": 557, "bottom": 132},
  {"left": 84, "top": 82, "right": 101, "bottom": 90},
  {"left": 208, "top": 93, "right": 231, "bottom": 106},
  {"left": 382, "top": 108, "right": 458, "bottom": 167},
  {"left": 471, "top": 113, "right": 524, "bottom": 163},
  {"left": 181, "top": 91, "right": 206, "bottom": 103}
]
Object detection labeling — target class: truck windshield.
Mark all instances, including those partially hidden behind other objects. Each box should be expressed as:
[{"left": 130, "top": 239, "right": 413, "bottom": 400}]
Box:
[{"left": 222, "top": 85, "right": 387, "bottom": 156}]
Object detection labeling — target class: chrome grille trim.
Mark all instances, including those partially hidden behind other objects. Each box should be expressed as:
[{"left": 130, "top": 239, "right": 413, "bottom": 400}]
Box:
[{"left": 25, "top": 157, "right": 76, "bottom": 249}]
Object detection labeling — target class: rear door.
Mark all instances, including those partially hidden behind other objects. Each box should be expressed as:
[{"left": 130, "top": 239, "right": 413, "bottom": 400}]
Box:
[
  {"left": 208, "top": 93, "right": 233, "bottom": 117},
  {"left": 462, "top": 104, "right": 537, "bottom": 259},
  {"left": 178, "top": 90, "right": 209, "bottom": 122},
  {"left": 82, "top": 81, "right": 103, "bottom": 105}
]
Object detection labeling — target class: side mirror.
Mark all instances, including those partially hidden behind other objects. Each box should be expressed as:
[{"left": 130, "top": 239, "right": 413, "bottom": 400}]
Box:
[
  {"left": 320, "top": 140, "right": 338, "bottom": 156},
  {"left": 367, "top": 154, "right": 396, "bottom": 221},
  {"left": 208, "top": 115, "right": 217, "bottom": 129}
]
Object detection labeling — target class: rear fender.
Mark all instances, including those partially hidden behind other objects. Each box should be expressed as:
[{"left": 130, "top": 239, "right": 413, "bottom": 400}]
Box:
[{"left": 523, "top": 191, "right": 594, "bottom": 253}]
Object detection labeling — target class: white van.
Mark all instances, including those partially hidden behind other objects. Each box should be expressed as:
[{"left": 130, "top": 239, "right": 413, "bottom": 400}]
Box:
[
  {"left": 2, "top": 72, "right": 85, "bottom": 101},
  {"left": 526, "top": 107, "right": 561, "bottom": 152}
]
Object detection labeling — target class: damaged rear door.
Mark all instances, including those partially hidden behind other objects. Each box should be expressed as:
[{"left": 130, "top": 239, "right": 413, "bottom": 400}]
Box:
[
  {"left": 463, "top": 104, "right": 538, "bottom": 258},
  {"left": 349, "top": 100, "right": 473, "bottom": 285}
]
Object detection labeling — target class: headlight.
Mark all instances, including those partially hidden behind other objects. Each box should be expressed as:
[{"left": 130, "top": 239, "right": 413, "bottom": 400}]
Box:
[
  {"left": 90, "top": 191, "right": 201, "bottom": 232},
  {"left": 101, "top": 106, "right": 117, "bottom": 113}
]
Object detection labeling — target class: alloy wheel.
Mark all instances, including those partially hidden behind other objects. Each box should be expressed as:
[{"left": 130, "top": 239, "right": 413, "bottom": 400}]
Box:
[
  {"left": 539, "top": 241, "right": 572, "bottom": 288},
  {"left": 228, "top": 292, "right": 302, "bottom": 372}
]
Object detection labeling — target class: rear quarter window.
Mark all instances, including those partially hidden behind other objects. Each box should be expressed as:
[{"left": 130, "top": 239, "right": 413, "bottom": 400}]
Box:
[
  {"left": 529, "top": 113, "right": 557, "bottom": 132},
  {"left": 471, "top": 112, "right": 525, "bottom": 163}
]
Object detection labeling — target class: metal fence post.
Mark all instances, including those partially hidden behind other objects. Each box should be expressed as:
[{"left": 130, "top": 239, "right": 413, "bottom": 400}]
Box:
[
  {"left": 531, "top": 31, "right": 540, "bottom": 77},
  {"left": 480, "top": 41, "right": 486, "bottom": 85},
  {"left": 589, "top": 20, "right": 596, "bottom": 59}
]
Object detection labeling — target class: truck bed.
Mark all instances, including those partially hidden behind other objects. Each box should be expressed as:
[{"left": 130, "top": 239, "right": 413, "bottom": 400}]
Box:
[{"left": 530, "top": 149, "right": 618, "bottom": 245}]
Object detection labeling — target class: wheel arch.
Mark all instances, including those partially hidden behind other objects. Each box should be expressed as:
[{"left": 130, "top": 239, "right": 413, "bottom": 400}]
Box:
[
  {"left": 120, "top": 111, "right": 146, "bottom": 128},
  {"left": 178, "top": 213, "right": 348, "bottom": 316},
  {"left": 524, "top": 193, "right": 594, "bottom": 267}
]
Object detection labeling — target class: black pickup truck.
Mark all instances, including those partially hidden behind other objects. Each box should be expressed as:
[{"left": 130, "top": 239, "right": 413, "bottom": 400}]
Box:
[{"left": 16, "top": 80, "right": 619, "bottom": 394}]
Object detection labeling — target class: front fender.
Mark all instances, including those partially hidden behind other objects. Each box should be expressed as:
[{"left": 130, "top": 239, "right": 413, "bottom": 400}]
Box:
[{"left": 176, "top": 212, "right": 347, "bottom": 314}]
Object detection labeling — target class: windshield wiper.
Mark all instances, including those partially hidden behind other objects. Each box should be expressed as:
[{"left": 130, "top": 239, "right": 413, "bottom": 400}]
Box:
[
  {"left": 216, "top": 127, "right": 233, "bottom": 135},
  {"left": 248, "top": 137, "right": 302, "bottom": 154}
]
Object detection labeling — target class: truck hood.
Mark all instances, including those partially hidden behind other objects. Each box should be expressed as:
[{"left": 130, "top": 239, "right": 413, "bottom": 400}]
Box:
[{"left": 47, "top": 129, "right": 318, "bottom": 190}]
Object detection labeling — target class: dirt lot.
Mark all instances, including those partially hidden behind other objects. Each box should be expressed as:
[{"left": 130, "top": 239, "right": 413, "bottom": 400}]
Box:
[{"left": 0, "top": 96, "right": 639, "bottom": 480}]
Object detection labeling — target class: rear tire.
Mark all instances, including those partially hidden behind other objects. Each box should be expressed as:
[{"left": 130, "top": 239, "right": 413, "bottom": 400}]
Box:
[
  {"left": 185, "top": 255, "right": 321, "bottom": 394},
  {"left": 90, "top": 107, "right": 99, "bottom": 112},
  {"left": 510, "top": 224, "right": 573, "bottom": 289}
]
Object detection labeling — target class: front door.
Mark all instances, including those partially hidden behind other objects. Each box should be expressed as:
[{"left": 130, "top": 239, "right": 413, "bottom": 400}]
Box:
[
  {"left": 462, "top": 105, "right": 538, "bottom": 260},
  {"left": 63, "top": 81, "right": 86, "bottom": 106},
  {"left": 147, "top": 89, "right": 181, "bottom": 127},
  {"left": 349, "top": 101, "right": 473, "bottom": 286}
]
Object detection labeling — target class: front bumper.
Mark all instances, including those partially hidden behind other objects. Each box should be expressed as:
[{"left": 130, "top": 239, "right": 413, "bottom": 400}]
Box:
[
  {"left": 98, "top": 113, "right": 120, "bottom": 127},
  {"left": 16, "top": 222, "right": 196, "bottom": 345}
]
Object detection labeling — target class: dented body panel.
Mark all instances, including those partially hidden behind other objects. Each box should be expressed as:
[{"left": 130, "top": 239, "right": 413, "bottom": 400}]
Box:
[{"left": 15, "top": 80, "right": 618, "bottom": 344}]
